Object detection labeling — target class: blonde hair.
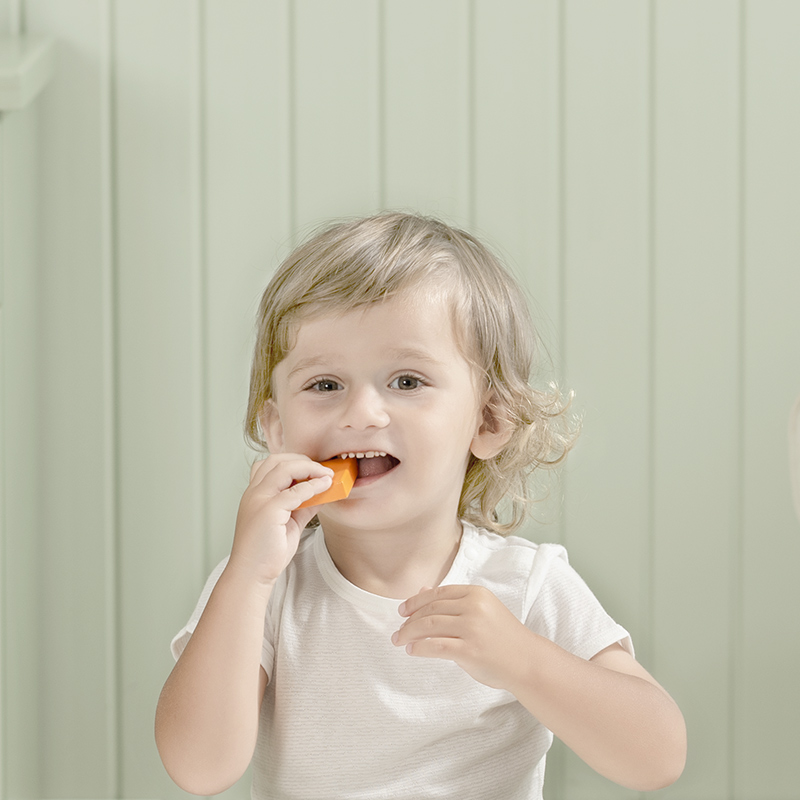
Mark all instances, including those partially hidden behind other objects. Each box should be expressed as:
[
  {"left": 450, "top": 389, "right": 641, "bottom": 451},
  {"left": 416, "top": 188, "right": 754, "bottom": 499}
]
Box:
[{"left": 246, "top": 212, "right": 578, "bottom": 533}]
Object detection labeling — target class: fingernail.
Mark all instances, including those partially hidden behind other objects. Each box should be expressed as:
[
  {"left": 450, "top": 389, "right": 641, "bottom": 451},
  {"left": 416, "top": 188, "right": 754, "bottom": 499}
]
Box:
[
  {"left": 398, "top": 601, "right": 406, "bottom": 615},
  {"left": 391, "top": 631, "right": 399, "bottom": 645}
]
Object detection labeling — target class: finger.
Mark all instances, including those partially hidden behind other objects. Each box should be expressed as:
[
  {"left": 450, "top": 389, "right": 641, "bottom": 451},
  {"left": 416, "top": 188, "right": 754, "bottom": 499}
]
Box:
[
  {"left": 399, "top": 599, "right": 467, "bottom": 633},
  {"left": 250, "top": 457, "right": 334, "bottom": 497},
  {"left": 392, "top": 614, "right": 465, "bottom": 647},
  {"left": 403, "top": 636, "right": 467, "bottom": 661},
  {"left": 398, "top": 584, "right": 469, "bottom": 617},
  {"left": 248, "top": 452, "right": 303, "bottom": 483},
  {"left": 396, "top": 586, "right": 432, "bottom": 618},
  {"left": 249, "top": 452, "right": 330, "bottom": 483},
  {"left": 289, "top": 505, "right": 321, "bottom": 532},
  {"left": 277, "top": 473, "right": 333, "bottom": 511}
]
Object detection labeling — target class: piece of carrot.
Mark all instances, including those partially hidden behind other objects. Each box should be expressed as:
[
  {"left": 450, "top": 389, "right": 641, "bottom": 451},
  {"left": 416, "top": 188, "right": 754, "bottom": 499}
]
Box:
[{"left": 298, "top": 457, "right": 358, "bottom": 508}]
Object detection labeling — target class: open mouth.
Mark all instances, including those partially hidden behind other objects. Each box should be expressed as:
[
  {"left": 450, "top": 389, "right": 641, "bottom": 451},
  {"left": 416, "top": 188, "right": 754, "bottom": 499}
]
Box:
[{"left": 334, "top": 451, "right": 400, "bottom": 481}]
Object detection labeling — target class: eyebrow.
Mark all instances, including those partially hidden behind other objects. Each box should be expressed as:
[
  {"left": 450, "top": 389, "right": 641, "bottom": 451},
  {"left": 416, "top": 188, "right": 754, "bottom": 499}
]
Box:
[
  {"left": 385, "top": 347, "right": 446, "bottom": 366},
  {"left": 287, "top": 347, "right": 446, "bottom": 379},
  {"left": 287, "top": 356, "right": 330, "bottom": 379}
]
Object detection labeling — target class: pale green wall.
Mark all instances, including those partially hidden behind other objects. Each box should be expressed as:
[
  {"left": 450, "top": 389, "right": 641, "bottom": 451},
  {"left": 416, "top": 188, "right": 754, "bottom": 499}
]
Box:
[
  {"left": 1, "top": 99, "right": 45, "bottom": 800},
  {"left": 2, "top": 1, "right": 799, "bottom": 799}
]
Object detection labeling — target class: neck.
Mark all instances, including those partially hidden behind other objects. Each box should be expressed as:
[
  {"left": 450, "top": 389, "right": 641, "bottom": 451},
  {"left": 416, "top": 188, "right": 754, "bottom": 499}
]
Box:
[{"left": 317, "top": 515, "right": 464, "bottom": 600}]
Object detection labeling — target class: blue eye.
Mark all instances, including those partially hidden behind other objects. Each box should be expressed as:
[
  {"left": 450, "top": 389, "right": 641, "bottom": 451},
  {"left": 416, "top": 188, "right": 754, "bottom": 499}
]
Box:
[{"left": 391, "top": 375, "right": 423, "bottom": 391}]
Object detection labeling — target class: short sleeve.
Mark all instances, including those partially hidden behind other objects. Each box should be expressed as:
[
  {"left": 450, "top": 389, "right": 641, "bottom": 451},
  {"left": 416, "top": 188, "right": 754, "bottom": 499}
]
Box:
[
  {"left": 524, "top": 544, "right": 633, "bottom": 661},
  {"left": 169, "top": 557, "right": 230, "bottom": 661},
  {"left": 169, "top": 557, "right": 282, "bottom": 679}
]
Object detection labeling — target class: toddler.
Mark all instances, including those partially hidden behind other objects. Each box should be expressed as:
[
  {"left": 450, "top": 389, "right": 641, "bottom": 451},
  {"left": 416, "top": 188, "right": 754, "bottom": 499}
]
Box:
[{"left": 155, "top": 212, "right": 686, "bottom": 799}]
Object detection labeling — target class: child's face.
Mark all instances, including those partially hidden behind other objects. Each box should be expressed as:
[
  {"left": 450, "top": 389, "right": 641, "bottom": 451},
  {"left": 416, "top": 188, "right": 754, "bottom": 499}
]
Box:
[{"left": 262, "top": 293, "right": 500, "bottom": 533}]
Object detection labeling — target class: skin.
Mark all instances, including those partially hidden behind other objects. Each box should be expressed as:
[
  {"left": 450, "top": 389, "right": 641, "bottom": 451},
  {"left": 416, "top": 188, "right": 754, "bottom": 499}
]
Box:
[
  {"left": 393, "top": 586, "right": 686, "bottom": 790},
  {"left": 155, "top": 292, "right": 686, "bottom": 795},
  {"left": 261, "top": 293, "right": 509, "bottom": 599}
]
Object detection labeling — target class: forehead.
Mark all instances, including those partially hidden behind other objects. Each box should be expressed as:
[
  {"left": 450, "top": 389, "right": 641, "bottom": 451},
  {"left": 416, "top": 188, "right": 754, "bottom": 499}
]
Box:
[{"left": 279, "top": 292, "right": 469, "bottom": 372}]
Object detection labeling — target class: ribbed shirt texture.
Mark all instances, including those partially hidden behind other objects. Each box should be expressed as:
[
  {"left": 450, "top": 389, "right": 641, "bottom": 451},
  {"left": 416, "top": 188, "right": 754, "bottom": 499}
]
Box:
[{"left": 171, "top": 522, "right": 632, "bottom": 800}]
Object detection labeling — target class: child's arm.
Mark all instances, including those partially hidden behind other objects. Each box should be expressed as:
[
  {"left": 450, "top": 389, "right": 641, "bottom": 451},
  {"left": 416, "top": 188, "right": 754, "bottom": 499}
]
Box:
[
  {"left": 154, "top": 454, "right": 334, "bottom": 796},
  {"left": 393, "top": 585, "right": 686, "bottom": 792}
]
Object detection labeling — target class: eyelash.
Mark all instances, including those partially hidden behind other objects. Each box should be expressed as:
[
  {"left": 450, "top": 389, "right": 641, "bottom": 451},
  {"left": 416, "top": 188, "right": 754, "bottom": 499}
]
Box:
[
  {"left": 303, "top": 373, "right": 429, "bottom": 393},
  {"left": 390, "top": 373, "right": 427, "bottom": 391},
  {"left": 306, "top": 378, "right": 341, "bottom": 393}
]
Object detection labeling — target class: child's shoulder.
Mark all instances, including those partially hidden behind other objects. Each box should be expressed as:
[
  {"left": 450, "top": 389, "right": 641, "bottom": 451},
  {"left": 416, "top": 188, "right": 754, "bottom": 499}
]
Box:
[
  {"left": 463, "top": 521, "right": 568, "bottom": 566},
  {"left": 455, "top": 523, "right": 572, "bottom": 620},
  {"left": 459, "top": 522, "right": 569, "bottom": 592}
]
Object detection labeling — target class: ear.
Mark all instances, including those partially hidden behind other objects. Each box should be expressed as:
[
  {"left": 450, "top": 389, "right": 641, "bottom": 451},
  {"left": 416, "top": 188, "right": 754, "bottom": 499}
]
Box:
[
  {"left": 470, "top": 396, "right": 513, "bottom": 461},
  {"left": 260, "top": 400, "right": 285, "bottom": 453}
]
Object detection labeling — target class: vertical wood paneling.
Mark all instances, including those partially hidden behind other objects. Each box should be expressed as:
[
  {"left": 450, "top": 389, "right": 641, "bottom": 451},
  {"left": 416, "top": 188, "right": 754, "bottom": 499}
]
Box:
[
  {"left": 24, "top": 0, "right": 120, "bottom": 793},
  {"left": 383, "top": 0, "right": 470, "bottom": 220},
  {"left": 113, "top": 2, "right": 205, "bottom": 796},
  {"left": 472, "top": 0, "right": 564, "bottom": 550},
  {"left": 0, "top": 21, "right": 13, "bottom": 799},
  {"left": 203, "top": 3, "right": 294, "bottom": 791},
  {"left": 471, "top": 6, "right": 567, "bottom": 792},
  {"left": 99, "top": 0, "right": 119, "bottom": 792},
  {"left": 8, "top": 0, "right": 21, "bottom": 36},
  {"left": 0, "top": 112, "right": 6, "bottom": 800},
  {"left": 1, "top": 0, "right": 21, "bottom": 35},
  {"left": 739, "top": 2, "right": 800, "bottom": 796},
  {"left": 561, "top": 2, "right": 650, "bottom": 797},
  {"left": 1, "top": 104, "right": 42, "bottom": 800},
  {"left": 473, "top": 0, "right": 561, "bottom": 341},
  {"left": 650, "top": 3, "right": 742, "bottom": 798},
  {"left": 293, "top": 0, "right": 380, "bottom": 227},
  {"left": 6, "top": 3, "right": 800, "bottom": 798},
  {"left": 203, "top": 0, "right": 292, "bottom": 575}
]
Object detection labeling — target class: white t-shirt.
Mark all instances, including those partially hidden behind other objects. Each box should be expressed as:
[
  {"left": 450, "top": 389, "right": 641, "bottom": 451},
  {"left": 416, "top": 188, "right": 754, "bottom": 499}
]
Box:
[{"left": 171, "top": 522, "right": 632, "bottom": 800}]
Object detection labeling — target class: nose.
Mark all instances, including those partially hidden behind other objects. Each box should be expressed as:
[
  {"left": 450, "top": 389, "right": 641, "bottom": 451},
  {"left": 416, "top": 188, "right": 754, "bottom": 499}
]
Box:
[{"left": 340, "top": 385, "right": 390, "bottom": 430}]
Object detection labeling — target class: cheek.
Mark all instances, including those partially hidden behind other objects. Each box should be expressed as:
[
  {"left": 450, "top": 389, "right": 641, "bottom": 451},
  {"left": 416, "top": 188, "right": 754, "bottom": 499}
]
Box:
[
  {"left": 282, "top": 400, "right": 333, "bottom": 447},
  {"left": 420, "top": 404, "right": 482, "bottom": 455},
  {"left": 446, "top": 394, "right": 484, "bottom": 439},
  {"left": 266, "top": 399, "right": 302, "bottom": 450}
]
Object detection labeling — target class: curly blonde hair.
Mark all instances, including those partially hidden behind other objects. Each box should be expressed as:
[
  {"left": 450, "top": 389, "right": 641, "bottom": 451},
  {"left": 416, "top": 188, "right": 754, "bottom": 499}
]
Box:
[{"left": 245, "top": 212, "right": 578, "bottom": 534}]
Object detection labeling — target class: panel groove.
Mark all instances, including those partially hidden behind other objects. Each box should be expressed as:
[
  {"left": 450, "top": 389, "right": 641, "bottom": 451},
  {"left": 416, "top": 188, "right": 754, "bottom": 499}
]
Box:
[
  {"left": 644, "top": 9, "right": 655, "bottom": 800},
  {"left": 0, "top": 111, "right": 7, "bottom": 800},
  {"left": 287, "top": 0, "right": 297, "bottom": 244},
  {"left": 8, "top": 0, "right": 22, "bottom": 36},
  {"left": 554, "top": 7, "right": 567, "bottom": 796},
  {"left": 642, "top": 0, "right": 658, "bottom": 670},
  {"left": 557, "top": 0, "right": 567, "bottom": 558},
  {"left": 466, "top": 0, "right": 476, "bottom": 229},
  {"left": 101, "top": 0, "right": 121, "bottom": 793},
  {"left": 731, "top": 1, "right": 746, "bottom": 796},
  {"left": 377, "top": 0, "right": 386, "bottom": 209},
  {"left": 195, "top": 0, "right": 211, "bottom": 576}
]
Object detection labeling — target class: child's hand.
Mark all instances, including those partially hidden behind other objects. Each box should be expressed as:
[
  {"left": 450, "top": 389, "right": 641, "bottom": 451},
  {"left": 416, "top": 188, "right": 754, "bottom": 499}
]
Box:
[
  {"left": 392, "top": 585, "right": 527, "bottom": 690},
  {"left": 395, "top": 585, "right": 686, "bottom": 790},
  {"left": 228, "top": 454, "right": 334, "bottom": 587}
]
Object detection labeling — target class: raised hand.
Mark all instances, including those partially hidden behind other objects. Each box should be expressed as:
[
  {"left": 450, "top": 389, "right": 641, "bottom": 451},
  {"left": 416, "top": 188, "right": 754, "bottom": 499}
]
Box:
[
  {"left": 229, "top": 454, "right": 334, "bottom": 586},
  {"left": 392, "top": 584, "right": 527, "bottom": 690}
]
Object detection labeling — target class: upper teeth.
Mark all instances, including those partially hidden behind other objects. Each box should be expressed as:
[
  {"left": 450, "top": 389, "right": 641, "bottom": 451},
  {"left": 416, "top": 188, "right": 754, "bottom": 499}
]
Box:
[{"left": 340, "top": 451, "right": 387, "bottom": 459}]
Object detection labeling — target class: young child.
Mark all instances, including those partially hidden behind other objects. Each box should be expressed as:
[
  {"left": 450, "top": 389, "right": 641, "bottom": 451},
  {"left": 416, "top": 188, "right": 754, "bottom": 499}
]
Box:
[{"left": 155, "top": 212, "right": 686, "bottom": 799}]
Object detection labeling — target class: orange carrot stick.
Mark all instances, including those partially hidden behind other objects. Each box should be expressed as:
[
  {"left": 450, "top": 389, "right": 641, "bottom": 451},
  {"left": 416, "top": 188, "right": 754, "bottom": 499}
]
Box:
[{"left": 298, "top": 457, "right": 358, "bottom": 508}]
